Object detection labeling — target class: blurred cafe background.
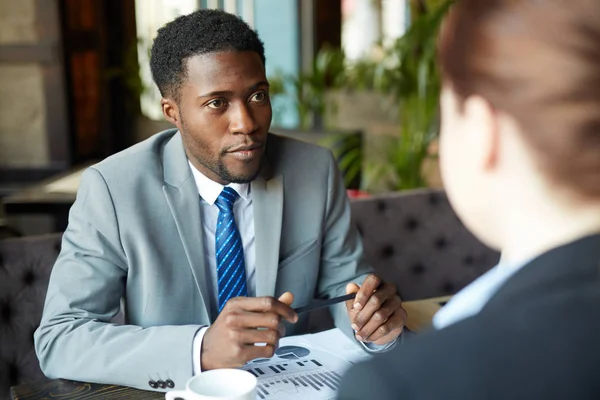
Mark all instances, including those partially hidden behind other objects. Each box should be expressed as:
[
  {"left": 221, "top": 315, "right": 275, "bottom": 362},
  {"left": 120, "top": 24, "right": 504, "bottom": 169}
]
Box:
[{"left": 0, "top": 1, "right": 499, "bottom": 396}]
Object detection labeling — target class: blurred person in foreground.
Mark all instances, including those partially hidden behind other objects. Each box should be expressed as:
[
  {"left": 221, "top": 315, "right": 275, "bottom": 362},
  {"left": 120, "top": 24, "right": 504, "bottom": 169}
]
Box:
[
  {"left": 339, "top": 0, "right": 600, "bottom": 398},
  {"left": 34, "top": 9, "right": 405, "bottom": 392}
]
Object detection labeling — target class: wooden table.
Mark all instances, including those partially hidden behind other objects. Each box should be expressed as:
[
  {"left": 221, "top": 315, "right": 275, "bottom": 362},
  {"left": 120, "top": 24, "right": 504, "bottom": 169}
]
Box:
[
  {"left": 10, "top": 379, "right": 163, "bottom": 400},
  {"left": 2, "top": 164, "right": 88, "bottom": 232},
  {"left": 403, "top": 295, "right": 451, "bottom": 332},
  {"left": 10, "top": 296, "right": 449, "bottom": 399}
]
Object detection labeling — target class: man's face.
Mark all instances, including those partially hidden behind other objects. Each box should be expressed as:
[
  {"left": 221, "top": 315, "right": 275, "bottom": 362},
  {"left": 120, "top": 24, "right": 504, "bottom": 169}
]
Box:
[{"left": 163, "top": 51, "right": 272, "bottom": 184}]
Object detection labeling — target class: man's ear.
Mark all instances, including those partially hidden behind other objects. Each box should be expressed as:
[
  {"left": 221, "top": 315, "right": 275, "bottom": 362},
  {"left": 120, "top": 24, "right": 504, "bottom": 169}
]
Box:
[
  {"left": 162, "top": 98, "right": 181, "bottom": 128},
  {"left": 464, "top": 95, "right": 500, "bottom": 171}
]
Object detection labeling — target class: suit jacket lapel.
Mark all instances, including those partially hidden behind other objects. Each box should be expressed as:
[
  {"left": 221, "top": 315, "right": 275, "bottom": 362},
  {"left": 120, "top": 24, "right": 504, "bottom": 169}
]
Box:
[
  {"left": 252, "top": 159, "right": 283, "bottom": 297},
  {"left": 162, "top": 132, "right": 210, "bottom": 319}
]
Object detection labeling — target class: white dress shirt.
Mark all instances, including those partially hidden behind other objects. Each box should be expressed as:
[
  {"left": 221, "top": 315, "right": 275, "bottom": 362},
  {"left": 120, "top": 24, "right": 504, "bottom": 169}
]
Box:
[
  {"left": 187, "top": 161, "right": 391, "bottom": 373},
  {"left": 433, "top": 258, "right": 529, "bottom": 330},
  {"left": 189, "top": 162, "right": 257, "bottom": 305},
  {"left": 188, "top": 161, "right": 256, "bottom": 373}
]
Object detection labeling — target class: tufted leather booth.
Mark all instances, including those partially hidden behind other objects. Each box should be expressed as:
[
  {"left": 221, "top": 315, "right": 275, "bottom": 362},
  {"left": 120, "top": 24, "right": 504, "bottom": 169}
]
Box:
[
  {"left": 0, "top": 233, "right": 62, "bottom": 400},
  {"left": 0, "top": 189, "right": 498, "bottom": 398},
  {"left": 352, "top": 189, "right": 499, "bottom": 301}
]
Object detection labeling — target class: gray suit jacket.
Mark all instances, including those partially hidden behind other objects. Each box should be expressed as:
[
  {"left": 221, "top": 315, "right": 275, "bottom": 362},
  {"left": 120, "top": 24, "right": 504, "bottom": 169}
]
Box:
[{"left": 34, "top": 129, "right": 371, "bottom": 391}]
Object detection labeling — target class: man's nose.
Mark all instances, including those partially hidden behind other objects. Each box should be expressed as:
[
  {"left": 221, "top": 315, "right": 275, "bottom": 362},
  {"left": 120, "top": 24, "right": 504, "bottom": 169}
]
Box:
[{"left": 229, "top": 103, "right": 257, "bottom": 135}]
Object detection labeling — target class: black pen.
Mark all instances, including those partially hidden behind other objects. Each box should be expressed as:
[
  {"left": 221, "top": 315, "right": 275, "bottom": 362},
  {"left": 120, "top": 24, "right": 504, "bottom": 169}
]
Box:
[{"left": 293, "top": 293, "right": 357, "bottom": 314}]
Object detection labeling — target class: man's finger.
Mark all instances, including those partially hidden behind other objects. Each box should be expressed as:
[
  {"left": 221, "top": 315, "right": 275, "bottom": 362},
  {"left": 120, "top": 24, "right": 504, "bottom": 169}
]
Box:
[
  {"left": 278, "top": 291, "right": 294, "bottom": 306},
  {"left": 275, "top": 292, "right": 292, "bottom": 339},
  {"left": 228, "top": 311, "right": 282, "bottom": 330},
  {"left": 368, "top": 311, "right": 406, "bottom": 345},
  {"left": 228, "top": 296, "right": 298, "bottom": 323},
  {"left": 354, "top": 297, "right": 401, "bottom": 341},
  {"left": 277, "top": 321, "right": 286, "bottom": 338},
  {"left": 345, "top": 283, "right": 360, "bottom": 313},
  {"left": 352, "top": 282, "right": 397, "bottom": 330},
  {"left": 243, "top": 344, "right": 278, "bottom": 362},
  {"left": 353, "top": 274, "right": 381, "bottom": 311},
  {"left": 238, "top": 328, "right": 281, "bottom": 346}
]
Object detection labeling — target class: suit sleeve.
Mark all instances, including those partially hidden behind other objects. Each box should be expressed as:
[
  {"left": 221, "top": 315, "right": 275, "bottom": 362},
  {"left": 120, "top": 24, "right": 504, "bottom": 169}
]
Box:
[
  {"left": 316, "top": 152, "right": 374, "bottom": 342},
  {"left": 34, "top": 167, "right": 201, "bottom": 391}
]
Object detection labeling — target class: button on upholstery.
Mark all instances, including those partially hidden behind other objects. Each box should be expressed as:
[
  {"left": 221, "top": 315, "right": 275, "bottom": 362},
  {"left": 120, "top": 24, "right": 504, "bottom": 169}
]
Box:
[
  {"left": 166, "top": 379, "right": 175, "bottom": 388},
  {"left": 148, "top": 380, "right": 158, "bottom": 389},
  {"left": 158, "top": 380, "right": 166, "bottom": 389},
  {"left": 347, "top": 190, "right": 500, "bottom": 302}
]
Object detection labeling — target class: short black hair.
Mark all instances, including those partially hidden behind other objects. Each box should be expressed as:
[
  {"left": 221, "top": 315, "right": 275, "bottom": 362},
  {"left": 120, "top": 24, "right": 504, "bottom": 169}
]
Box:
[{"left": 149, "top": 9, "right": 266, "bottom": 102}]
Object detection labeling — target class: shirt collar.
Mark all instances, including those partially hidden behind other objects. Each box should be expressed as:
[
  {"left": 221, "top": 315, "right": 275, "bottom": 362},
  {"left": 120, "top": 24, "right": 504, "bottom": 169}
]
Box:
[
  {"left": 432, "top": 257, "right": 531, "bottom": 330},
  {"left": 188, "top": 160, "right": 251, "bottom": 205}
]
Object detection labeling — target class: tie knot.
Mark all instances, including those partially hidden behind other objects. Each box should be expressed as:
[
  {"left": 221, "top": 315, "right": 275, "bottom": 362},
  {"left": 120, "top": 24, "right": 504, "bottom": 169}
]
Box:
[{"left": 215, "top": 187, "right": 239, "bottom": 212}]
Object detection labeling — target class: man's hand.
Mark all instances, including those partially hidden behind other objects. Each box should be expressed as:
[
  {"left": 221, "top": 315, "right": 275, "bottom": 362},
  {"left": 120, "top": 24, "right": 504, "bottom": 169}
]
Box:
[
  {"left": 201, "top": 292, "right": 297, "bottom": 370},
  {"left": 345, "top": 275, "right": 406, "bottom": 346}
]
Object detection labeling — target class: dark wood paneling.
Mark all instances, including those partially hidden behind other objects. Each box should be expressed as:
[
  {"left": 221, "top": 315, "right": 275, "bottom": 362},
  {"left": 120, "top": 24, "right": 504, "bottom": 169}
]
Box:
[
  {"left": 36, "top": 0, "right": 71, "bottom": 167},
  {"left": 315, "top": 0, "right": 341, "bottom": 50},
  {"left": 103, "top": 0, "right": 140, "bottom": 153},
  {"left": 43, "top": 61, "right": 71, "bottom": 167},
  {"left": 60, "top": 0, "right": 105, "bottom": 163}
]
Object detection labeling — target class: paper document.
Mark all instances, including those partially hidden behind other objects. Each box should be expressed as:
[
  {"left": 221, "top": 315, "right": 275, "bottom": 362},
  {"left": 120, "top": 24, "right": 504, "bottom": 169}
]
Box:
[{"left": 241, "top": 328, "right": 371, "bottom": 400}]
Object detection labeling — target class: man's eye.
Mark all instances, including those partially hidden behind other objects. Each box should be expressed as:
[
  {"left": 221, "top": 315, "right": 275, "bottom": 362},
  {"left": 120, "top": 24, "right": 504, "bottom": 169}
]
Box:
[
  {"left": 250, "top": 92, "right": 267, "bottom": 103},
  {"left": 207, "top": 99, "right": 227, "bottom": 109}
]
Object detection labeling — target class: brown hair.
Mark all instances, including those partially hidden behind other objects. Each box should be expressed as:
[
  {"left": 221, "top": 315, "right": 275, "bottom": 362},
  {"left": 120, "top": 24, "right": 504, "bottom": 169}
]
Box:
[{"left": 438, "top": 0, "right": 600, "bottom": 198}]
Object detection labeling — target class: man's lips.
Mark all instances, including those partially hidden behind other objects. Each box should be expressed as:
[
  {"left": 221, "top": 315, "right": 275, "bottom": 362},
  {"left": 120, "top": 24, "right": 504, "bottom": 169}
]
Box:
[
  {"left": 226, "top": 143, "right": 263, "bottom": 160},
  {"left": 227, "top": 143, "right": 263, "bottom": 153}
]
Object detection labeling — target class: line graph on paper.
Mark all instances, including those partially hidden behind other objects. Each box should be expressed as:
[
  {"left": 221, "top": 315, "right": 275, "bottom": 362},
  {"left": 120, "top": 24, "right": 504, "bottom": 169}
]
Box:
[{"left": 242, "top": 344, "right": 352, "bottom": 400}]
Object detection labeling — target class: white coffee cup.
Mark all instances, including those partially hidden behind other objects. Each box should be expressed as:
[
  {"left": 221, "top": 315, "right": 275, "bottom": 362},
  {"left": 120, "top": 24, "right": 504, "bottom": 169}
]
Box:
[{"left": 165, "top": 369, "right": 257, "bottom": 400}]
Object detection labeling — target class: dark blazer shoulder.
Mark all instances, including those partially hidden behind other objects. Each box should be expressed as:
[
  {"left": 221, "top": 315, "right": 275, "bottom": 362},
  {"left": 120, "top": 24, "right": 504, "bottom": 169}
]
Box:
[
  {"left": 339, "top": 235, "right": 600, "bottom": 400},
  {"left": 341, "top": 296, "right": 600, "bottom": 399}
]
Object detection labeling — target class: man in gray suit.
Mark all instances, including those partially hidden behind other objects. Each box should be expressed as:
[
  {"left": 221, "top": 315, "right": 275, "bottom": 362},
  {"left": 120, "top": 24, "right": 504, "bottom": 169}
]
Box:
[{"left": 34, "top": 9, "right": 406, "bottom": 392}]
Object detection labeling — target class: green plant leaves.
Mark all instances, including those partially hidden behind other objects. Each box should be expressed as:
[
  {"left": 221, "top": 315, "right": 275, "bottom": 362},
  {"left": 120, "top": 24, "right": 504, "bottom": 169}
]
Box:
[{"left": 268, "top": 0, "right": 454, "bottom": 192}]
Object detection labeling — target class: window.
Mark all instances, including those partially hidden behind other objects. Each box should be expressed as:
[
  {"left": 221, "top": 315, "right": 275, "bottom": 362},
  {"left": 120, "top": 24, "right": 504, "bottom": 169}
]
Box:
[
  {"left": 134, "top": 0, "right": 298, "bottom": 127},
  {"left": 342, "top": 0, "right": 408, "bottom": 61}
]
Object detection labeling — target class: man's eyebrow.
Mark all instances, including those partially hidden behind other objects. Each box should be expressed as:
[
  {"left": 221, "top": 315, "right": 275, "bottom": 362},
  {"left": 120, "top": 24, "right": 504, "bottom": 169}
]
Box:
[
  {"left": 249, "top": 81, "right": 270, "bottom": 91},
  {"left": 198, "top": 81, "right": 270, "bottom": 98},
  {"left": 197, "top": 89, "right": 233, "bottom": 98}
]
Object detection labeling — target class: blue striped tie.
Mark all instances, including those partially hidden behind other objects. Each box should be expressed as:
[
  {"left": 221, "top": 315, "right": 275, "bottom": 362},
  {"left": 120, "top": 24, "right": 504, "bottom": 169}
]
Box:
[{"left": 215, "top": 187, "right": 248, "bottom": 312}]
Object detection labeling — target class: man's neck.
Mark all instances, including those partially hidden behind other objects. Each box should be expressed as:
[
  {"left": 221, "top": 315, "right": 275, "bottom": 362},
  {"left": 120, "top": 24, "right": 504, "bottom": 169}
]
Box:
[{"left": 499, "top": 196, "right": 600, "bottom": 266}]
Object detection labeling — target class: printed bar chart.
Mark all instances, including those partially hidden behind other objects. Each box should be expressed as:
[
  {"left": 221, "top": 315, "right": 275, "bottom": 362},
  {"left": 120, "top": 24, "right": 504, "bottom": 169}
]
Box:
[{"left": 242, "top": 345, "right": 353, "bottom": 399}]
